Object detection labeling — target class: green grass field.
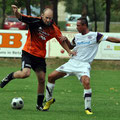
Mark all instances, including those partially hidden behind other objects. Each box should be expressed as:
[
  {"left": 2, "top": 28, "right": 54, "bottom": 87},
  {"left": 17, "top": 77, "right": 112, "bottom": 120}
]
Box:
[{"left": 0, "top": 58, "right": 120, "bottom": 120}]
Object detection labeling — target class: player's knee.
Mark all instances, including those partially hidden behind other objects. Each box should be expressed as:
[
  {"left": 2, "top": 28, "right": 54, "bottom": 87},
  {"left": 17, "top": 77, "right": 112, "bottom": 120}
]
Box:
[
  {"left": 48, "top": 74, "right": 52, "bottom": 81},
  {"left": 48, "top": 74, "right": 55, "bottom": 83},
  {"left": 82, "top": 76, "right": 90, "bottom": 88},
  {"left": 84, "top": 80, "right": 90, "bottom": 87},
  {"left": 21, "top": 71, "right": 30, "bottom": 78}
]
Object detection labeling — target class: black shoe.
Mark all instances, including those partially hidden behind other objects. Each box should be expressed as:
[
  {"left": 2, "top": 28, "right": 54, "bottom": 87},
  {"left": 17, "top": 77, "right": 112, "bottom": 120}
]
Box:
[
  {"left": 36, "top": 105, "right": 43, "bottom": 111},
  {"left": 0, "top": 74, "right": 12, "bottom": 88}
]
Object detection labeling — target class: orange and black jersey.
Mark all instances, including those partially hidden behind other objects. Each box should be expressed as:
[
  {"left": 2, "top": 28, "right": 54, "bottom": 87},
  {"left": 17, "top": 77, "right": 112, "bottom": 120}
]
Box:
[{"left": 19, "top": 14, "right": 62, "bottom": 58}]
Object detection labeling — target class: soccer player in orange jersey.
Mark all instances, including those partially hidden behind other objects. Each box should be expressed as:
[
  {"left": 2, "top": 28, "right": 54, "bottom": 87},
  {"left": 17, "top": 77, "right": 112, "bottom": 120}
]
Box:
[{"left": 0, "top": 5, "right": 75, "bottom": 110}]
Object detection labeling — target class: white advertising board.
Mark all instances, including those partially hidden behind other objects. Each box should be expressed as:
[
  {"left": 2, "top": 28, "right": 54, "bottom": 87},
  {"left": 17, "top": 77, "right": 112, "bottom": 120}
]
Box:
[
  {"left": 95, "top": 33, "right": 120, "bottom": 60},
  {"left": 0, "top": 30, "right": 27, "bottom": 57},
  {"left": 0, "top": 30, "right": 120, "bottom": 60}
]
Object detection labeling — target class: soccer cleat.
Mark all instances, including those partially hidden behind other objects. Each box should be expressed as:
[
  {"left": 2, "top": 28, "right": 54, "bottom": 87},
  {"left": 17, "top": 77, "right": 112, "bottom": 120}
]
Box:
[
  {"left": 85, "top": 108, "right": 93, "bottom": 115},
  {"left": 36, "top": 105, "right": 43, "bottom": 111},
  {"left": 0, "top": 74, "right": 12, "bottom": 88},
  {"left": 42, "top": 98, "right": 55, "bottom": 111}
]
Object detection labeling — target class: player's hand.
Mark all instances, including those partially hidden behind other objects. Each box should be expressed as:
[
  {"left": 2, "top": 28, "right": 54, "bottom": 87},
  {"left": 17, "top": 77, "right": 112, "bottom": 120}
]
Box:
[
  {"left": 11, "top": 5, "right": 18, "bottom": 13},
  {"left": 68, "top": 50, "right": 76, "bottom": 57}
]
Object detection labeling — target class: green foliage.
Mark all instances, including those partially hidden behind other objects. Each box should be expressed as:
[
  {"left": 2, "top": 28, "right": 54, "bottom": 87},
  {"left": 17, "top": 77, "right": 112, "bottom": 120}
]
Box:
[
  {"left": 1, "top": 0, "right": 120, "bottom": 22},
  {"left": 91, "top": 0, "right": 105, "bottom": 21},
  {"left": 111, "top": 0, "right": 120, "bottom": 12},
  {"left": 0, "top": 8, "right": 2, "bottom": 17},
  {"left": 63, "top": 0, "right": 120, "bottom": 22},
  {"left": 64, "top": 0, "right": 105, "bottom": 21},
  {"left": 111, "top": 12, "right": 120, "bottom": 21},
  {"left": 64, "top": 0, "right": 83, "bottom": 14},
  {"left": 1, "top": 0, "right": 52, "bottom": 16},
  {"left": 1, "top": 0, "right": 25, "bottom": 15},
  {"left": 58, "top": 21, "right": 66, "bottom": 31}
]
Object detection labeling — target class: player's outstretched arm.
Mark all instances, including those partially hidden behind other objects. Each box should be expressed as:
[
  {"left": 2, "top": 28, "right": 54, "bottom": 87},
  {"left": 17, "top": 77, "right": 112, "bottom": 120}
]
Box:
[
  {"left": 59, "top": 36, "right": 75, "bottom": 49},
  {"left": 106, "top": 37, "right": 120, "bottom": 43},
  {"left": 11, "top": 5, "right": 21, "bottom": 19},
  {"left": 60, "top": 40, "right": 76, "bottom": 56}
]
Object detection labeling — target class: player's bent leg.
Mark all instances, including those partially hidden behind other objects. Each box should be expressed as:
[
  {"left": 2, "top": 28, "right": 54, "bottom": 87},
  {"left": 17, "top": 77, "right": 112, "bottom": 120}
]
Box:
[
  {"left": 0, "top": 68, "right": 31, "bottom": 88},
  {"left": 81, "top": 76, "right": 93, "bottom": 115},
  {"left": 43, "top": 71, "right": 66, "bottom": 111},
  {"left": 48, "top": 70, "right": 67, "bottom": 83},
  {"left": 14, "top": 68, "right": 31, "bottom": 78},
  {"left": 0, "top": 72, "right": 14, "bottom": 88}
]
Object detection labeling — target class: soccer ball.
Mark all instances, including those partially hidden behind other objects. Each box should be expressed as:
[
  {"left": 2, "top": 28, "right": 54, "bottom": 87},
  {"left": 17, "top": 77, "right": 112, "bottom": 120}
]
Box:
[{"left": 11, "top": 97, "right": 24, "bottom": 109}]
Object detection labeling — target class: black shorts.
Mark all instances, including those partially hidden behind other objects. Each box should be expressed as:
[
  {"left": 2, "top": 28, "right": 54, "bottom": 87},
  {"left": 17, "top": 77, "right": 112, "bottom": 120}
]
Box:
[{"left": 21, "top": 50, "right": 46, "bottom": 73}]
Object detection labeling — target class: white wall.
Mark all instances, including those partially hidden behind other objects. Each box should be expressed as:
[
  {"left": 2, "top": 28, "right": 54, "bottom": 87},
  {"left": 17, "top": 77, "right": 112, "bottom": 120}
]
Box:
[{"left": 58, "top": 1, "right": 68, "bottom": 21}]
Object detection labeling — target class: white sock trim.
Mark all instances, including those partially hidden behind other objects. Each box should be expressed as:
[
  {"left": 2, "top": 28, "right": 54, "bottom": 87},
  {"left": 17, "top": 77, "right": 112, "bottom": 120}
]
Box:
[
  {"left": 47, "top": 82, "right": 55, "bottom": 87},
  {"left": 84, "top": 89, "right": 92, "bottom": 94}
]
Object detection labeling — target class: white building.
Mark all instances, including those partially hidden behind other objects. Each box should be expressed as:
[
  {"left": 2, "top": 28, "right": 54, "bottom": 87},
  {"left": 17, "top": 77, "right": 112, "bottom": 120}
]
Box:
[{"left": 58, "top": 1, "right": 69, "bottom": 21}]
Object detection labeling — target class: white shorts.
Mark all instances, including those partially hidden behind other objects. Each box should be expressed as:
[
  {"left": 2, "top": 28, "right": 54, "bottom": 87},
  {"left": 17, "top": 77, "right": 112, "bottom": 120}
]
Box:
[{"left": 56, "top": 59, "right": 91, "bottom": 80}]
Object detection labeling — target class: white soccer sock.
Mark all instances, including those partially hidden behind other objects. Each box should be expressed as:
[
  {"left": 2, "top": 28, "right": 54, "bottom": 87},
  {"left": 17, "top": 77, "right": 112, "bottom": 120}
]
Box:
[
  {"left": 84, "top": 89, "right": 92, "bottom": 110},
  {"left": 46, "top": 82, "right": 55, "bottom": 101}
]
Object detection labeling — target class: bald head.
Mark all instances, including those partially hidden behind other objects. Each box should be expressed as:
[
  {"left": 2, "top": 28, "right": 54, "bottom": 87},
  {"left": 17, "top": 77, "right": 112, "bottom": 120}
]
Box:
[
  {"left": 42, "top": 8, "right": 53, "bottom": 25},
  {"left": 43, "top": 8, "right": 53, "bottom": 15}
]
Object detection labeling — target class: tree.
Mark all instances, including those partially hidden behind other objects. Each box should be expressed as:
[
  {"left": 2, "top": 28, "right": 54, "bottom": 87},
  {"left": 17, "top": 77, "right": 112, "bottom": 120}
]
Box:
[
  {"left": 25, "top": 0, "right": 31, "bottom": 15},
  {"left": 64, "top": 0, "right": 84, "bottom": 15},
  {"left": 1, "top": 0, "right": 6, "bottom": 28},
  {"left": 111, "top": 0, "right": 120, "bottom": 12},
  {"left": 105, "top": 0, "right": 111, "bottom": 32},
  {"left": 50, "top": 0, "right": 58, "bottom": 25},
  {"left": 40, "top": 0, "right": 46, "bottom": 14},
  {"left": 93, "top": 0, "right": 97, "bottom": 31},
  {"left": 14, "top": 0, "right": 31, "bottom": 15},
  {"left": 64, "top": 0, "right": 105, "bottom": 21},
  {"left": 110, "top": 0, "right": 120, "bottom": 21}
]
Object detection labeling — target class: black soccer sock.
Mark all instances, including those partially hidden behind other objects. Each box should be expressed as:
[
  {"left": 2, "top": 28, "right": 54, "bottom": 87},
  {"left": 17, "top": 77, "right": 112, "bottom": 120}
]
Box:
[
  {"left": 37, "top": 94, "right": 44, "bottom": 106},
  {"left": 8, "top": 72, "right": 14, "bottom": 80}
]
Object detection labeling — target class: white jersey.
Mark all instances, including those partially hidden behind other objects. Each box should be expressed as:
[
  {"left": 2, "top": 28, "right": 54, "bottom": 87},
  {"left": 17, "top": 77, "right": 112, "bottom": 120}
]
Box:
[
  {"left": 70, "top": 32, "right": 108, "bottom": 63},
  {"left": 56, "top": 32, "right": 108, "bottom": 79}
]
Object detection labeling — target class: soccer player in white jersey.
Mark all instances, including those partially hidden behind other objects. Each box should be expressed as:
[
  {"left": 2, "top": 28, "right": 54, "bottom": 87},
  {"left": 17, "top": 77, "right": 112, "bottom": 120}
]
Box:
[{"left": 43, "top": 17, "right": 120, "bottom": 114}]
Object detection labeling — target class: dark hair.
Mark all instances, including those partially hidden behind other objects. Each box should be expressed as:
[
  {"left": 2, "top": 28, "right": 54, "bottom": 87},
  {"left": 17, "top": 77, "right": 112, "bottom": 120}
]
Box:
[{"left": 77, "top": 17, "right": 88, "bottom": 27}]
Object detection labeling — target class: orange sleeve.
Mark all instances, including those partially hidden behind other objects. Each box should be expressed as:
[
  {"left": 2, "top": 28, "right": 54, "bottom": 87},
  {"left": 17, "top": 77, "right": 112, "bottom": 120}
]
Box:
[{"left": 53, "top": 24, "right": 62, "bottom": 44}]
